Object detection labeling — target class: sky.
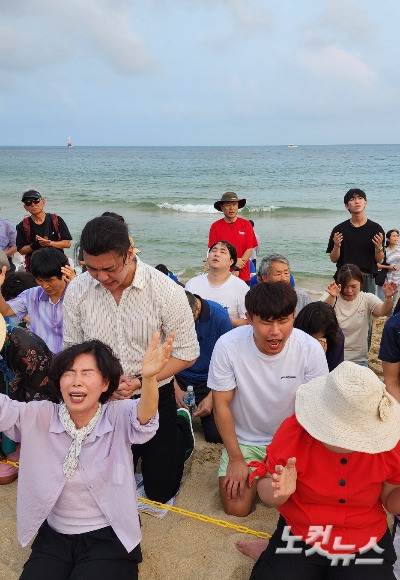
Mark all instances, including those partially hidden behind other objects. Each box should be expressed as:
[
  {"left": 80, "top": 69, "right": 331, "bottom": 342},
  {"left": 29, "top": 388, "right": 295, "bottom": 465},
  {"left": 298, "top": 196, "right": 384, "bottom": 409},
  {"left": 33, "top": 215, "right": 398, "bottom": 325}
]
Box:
[{"left": 1, "top": 0, "right": 399, "bottom": 146}]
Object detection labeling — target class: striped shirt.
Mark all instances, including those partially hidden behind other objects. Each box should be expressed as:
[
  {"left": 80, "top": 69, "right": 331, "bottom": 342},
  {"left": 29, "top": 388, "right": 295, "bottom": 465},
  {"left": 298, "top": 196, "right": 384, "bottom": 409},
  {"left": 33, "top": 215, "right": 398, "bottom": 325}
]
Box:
[{"left": 63, "top": 259, "right": 199, "bottom": 387}]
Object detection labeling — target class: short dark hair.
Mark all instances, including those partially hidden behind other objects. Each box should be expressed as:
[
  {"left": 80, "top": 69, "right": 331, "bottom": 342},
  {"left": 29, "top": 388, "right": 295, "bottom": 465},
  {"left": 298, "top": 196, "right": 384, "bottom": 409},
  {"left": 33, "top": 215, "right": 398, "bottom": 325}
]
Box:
[
  {"left": 101, "top": 211, "right": 125, "bottom": 222},
  {"left": 185, "top": 290, "right": 197, "bottom": 317},
  {"left": 336, "top": 263, "right": 364, "bottom": 290},
  {"left": 245, "top": 281, "right": 297, "bottom": 320},
  {"left": 155, "top": 264, "right": 169, "bottom": 276},
  {"left": 294, "top": 302, "right": 340, "bottom": 349},
  {"left": 49, "top": 340, "right": 123, "bottom": 404},
  {"left": 209, "top": 240, "right": 238, "bottom": 265},
  {"left": 1, "top": 271, "right": 38, "bottom": 300},
  {"left": 343, "top": 188, "right": 367, "bottom": 205},
  {"left": 30, "top": 247, "right": 69, "bottom": 280},
  {"left": 80, "top": 216, "right": 131, "bottom": 258}
]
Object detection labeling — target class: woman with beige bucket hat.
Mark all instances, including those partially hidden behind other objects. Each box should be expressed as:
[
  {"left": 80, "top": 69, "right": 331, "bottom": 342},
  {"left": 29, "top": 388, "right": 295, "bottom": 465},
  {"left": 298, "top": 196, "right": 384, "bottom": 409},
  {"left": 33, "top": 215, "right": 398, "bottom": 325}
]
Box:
[{"left": 242, "top": 361, "right": 400, "bottom": 579}]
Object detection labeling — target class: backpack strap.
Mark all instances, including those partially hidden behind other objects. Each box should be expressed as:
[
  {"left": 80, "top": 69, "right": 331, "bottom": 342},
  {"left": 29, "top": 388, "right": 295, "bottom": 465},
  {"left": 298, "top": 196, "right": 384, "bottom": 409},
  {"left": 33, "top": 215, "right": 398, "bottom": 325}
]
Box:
[
  {"left": 50, "top": 214, "right": 61, "bottom": 240},
  {"left": 22, "top": 216, "right": 31, "bottom": 244}
]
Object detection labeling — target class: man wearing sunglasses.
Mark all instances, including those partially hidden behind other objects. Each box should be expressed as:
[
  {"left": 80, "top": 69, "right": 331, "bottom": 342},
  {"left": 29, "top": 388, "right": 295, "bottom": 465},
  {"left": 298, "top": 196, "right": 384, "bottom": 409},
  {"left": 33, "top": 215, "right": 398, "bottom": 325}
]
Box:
[{"left": 16, "top": 189, "right": 72, "bottom": 272}]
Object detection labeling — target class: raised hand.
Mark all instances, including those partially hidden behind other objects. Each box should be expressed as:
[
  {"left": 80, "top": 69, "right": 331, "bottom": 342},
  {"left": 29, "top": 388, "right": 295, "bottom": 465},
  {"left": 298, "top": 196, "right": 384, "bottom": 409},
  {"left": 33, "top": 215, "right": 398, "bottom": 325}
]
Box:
[
  {"left": 383, "top": 280, "right": 398, "bottom": 298},
  {"left": 270, "top": 457, "right": 297, "bottom": 499},
  {"left": 326, "top": 281, "right": 341, "bottom": 297},
  {"left": 372, "top": 232, "right": 383, "bottom": 249},
  {"left": 61, "top": 265, "right": 76, "bottom": 285},
  {"left": 333, "top": 232, "right": 343, "bottom": 247},
  {"left": 142, "top": 332, "right": 174, "bottom": 379}
]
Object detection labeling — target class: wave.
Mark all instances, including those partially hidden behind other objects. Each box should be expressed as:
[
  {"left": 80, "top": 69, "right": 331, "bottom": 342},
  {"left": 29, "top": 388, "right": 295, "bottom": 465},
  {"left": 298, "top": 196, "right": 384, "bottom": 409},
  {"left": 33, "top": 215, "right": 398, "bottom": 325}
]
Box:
[
  {"left": 151, "top": 202, "right": 340, "bottom": 216},
  {"left": 156, "top": 202, "right": 220, "bottom": 214},
  {"left": 155, "top": 202, "right": 285, "bottom": 214}
]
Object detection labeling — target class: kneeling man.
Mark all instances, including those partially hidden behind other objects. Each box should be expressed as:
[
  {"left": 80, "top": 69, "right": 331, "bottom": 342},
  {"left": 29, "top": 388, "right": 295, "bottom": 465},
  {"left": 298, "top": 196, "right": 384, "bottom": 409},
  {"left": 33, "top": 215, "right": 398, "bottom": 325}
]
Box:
[{"left": 209, "top": 282, "right": 328, "bottom": 516}]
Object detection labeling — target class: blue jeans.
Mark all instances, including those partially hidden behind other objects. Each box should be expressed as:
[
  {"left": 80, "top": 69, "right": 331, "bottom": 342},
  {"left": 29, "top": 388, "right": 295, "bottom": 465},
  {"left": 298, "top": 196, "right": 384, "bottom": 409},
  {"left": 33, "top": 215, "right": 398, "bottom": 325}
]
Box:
[{"left": 362, "top": 273, "right": 376, "bottom": 294}]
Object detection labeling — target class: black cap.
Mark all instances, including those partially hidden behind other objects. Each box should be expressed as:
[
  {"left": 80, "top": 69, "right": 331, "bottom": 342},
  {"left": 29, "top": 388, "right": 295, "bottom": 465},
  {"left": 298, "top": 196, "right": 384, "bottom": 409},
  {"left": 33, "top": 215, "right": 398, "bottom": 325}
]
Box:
[{"left": 21, "top": 189, "right": 42, "bottom": 202}]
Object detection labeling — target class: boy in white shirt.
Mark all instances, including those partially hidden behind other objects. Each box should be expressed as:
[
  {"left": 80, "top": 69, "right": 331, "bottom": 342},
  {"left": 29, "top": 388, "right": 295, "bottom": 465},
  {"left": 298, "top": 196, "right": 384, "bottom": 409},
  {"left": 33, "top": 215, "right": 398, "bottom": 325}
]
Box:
[
  {"left": 186, "top": 240, "right": 248, "bottom": 327},
  {"left": 209, "top": 281, "right": 328, "bottom": 517}
]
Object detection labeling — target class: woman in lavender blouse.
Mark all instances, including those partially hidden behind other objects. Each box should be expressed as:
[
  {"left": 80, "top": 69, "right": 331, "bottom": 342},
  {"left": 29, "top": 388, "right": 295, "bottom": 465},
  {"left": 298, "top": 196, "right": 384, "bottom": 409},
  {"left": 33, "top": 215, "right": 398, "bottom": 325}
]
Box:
[{"left": 0, "top": 314, "right": 173, "bottom": 580}]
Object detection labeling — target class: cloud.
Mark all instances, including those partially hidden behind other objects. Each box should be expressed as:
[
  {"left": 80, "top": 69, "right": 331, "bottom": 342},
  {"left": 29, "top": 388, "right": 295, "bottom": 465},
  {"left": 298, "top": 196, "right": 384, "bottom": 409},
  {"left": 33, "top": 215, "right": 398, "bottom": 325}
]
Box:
[
  {"left": 303, "top": 0, "right": 375, "bottom": 49},
  {"left": 0, "top": 0, "right": 158, "bottom": 77},
  {"left": 220, "top": 0, "right": 272, "bottom": 33},
  {"left": 317, "top": 0, "right": 374, "bottom": 44},
  {"left": 298, "top": 43, "right": 377, "bottom": 87}
]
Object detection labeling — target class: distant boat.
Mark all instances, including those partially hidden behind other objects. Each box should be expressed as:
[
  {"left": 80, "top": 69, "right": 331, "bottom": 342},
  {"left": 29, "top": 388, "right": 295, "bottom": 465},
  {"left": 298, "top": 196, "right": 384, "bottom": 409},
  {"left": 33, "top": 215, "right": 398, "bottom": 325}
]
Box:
[
  {"left": 288, "top": 144, "right": 298, "bottom": 148},
  {"left": 67, "top": 137, "right": 73, "bottom": 148}
]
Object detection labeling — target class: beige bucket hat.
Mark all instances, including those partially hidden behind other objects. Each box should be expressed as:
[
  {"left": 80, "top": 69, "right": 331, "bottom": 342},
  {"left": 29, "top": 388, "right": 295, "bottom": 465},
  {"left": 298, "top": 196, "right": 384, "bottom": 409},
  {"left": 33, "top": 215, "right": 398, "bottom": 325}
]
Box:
[{"left": 295, "top": 361, "right": 400, "bottom": 453}]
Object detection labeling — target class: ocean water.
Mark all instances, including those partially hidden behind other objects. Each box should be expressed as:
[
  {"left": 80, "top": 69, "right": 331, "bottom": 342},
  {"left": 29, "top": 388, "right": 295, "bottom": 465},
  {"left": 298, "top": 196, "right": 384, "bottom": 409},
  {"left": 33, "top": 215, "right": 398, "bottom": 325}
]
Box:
[{"left": 1, "top": 145, "right": 399, "bottom": 295}]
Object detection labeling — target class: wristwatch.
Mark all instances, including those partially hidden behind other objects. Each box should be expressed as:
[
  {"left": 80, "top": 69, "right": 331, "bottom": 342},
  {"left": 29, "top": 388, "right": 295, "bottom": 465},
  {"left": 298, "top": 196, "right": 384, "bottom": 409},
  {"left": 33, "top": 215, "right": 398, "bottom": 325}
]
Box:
[{"left": 375, "top": 247, "right": 384, "bottom": 253}]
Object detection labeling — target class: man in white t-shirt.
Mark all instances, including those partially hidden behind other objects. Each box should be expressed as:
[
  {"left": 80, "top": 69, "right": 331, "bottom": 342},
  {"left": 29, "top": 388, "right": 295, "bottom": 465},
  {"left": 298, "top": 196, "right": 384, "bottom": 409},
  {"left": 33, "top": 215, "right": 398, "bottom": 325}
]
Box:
[
  {"left": 185, "top": 240, "right": 248, "bottom": 327},
  {"left": 209, "top": 281, "right": 328, "bottom": 517}
]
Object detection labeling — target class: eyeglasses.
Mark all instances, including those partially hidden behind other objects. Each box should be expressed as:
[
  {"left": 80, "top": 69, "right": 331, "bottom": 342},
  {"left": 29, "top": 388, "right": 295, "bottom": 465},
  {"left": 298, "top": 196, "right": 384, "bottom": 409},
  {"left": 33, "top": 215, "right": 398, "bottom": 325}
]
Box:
[{"left": 23, "top": 199, "right": 42, "bottom": 206}]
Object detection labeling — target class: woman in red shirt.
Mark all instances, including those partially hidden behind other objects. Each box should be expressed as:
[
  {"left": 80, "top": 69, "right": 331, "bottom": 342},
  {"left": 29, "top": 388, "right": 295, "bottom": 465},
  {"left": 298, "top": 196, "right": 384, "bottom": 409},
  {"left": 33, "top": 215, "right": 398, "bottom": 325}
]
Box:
[{"left": 247, "top": 361, "right": 400, "bottom": 579}]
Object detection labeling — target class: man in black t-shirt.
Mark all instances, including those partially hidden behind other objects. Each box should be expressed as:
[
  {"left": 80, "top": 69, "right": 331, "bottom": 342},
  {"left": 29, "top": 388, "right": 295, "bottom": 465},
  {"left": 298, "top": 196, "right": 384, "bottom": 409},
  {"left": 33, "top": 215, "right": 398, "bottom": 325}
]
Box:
[
  {"left": 16, "top": 189, "right": 72, "bottom": 271},
  {"left": 326, "top": 188, "right": 385, "bottom": 293}
]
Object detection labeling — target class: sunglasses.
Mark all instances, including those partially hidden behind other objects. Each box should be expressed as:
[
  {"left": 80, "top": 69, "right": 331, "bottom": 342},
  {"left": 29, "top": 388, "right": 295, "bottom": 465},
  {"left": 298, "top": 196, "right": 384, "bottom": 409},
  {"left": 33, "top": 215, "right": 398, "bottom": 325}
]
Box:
[{"left": 23, "top": 199, "right": 42, "bottom": 206}]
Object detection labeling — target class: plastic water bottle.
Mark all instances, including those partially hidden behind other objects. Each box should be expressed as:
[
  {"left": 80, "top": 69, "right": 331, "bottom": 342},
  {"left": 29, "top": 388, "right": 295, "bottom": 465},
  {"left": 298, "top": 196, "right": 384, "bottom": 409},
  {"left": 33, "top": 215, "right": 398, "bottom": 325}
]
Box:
[{"left": 183, "top": 385, "right": 196, "bottom": 417}]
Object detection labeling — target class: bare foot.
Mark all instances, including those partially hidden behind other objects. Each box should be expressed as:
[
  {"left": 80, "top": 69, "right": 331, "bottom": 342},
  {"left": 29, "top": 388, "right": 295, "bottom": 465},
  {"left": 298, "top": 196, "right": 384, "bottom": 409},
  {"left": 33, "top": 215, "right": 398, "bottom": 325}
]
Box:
[{"left": 235, "top": 539, "right": 269, "bottom": 560}]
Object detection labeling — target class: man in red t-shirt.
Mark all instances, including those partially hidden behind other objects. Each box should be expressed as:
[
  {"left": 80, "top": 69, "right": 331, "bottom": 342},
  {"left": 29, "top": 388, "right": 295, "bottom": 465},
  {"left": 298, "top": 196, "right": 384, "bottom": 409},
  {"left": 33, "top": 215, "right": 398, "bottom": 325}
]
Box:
[{"left": 208, "top": 192, "right": 257, "bottom": 283}]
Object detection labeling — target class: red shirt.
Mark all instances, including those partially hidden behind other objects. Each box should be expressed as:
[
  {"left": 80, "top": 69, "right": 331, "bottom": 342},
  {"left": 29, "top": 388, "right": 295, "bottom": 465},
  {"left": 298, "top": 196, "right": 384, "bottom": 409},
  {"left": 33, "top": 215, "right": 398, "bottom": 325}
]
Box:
[
  {"left": 208, "top": 217, "right": 257, "bottom": 282},
  {"left": 266, "top": 414, "right": 400, "bottom": 554}
]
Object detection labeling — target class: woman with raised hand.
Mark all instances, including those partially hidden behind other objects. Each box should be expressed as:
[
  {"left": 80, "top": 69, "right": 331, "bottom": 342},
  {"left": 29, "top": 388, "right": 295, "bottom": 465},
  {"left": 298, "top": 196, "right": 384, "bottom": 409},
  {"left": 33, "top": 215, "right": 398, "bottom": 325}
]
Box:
[
  {"left": 321, "top": 263, "right": 397, "bottom": 366},
  {"left": 0, "top": 313, "right": 173, "bottom": 580}
]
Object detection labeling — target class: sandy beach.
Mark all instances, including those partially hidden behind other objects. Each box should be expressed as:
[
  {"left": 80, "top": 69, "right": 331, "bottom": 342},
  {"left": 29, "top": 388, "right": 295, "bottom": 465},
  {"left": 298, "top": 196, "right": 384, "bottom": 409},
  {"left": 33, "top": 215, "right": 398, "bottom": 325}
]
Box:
[{"left": 0, "top": 318, "right": 388, "bottom": 580}]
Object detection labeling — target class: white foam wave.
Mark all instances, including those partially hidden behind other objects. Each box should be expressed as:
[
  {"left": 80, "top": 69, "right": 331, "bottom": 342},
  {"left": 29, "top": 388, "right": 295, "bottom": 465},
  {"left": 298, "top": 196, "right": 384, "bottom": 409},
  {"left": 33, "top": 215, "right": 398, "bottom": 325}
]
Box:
[
  {"left": 157, "top": 202, "right": 280, "bottom": 214},
  {"left": 157, "top": 202, "right": 218, "bottom": 214},
  {"left": 248, "top": 205, "right": 280, "bottom": 213}
]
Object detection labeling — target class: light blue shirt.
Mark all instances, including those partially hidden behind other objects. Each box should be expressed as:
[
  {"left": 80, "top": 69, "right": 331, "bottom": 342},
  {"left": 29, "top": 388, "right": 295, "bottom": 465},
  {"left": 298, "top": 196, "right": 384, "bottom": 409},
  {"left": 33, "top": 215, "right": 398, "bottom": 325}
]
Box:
[
  {"left": 7, "top": 286, "right": 65, "bottom": 353},
  {"left": 0, "top": 217, "right": 16, "bottom": 252},
  {"left": 0, "top": 395, "right": 158, "bottom": 551}
]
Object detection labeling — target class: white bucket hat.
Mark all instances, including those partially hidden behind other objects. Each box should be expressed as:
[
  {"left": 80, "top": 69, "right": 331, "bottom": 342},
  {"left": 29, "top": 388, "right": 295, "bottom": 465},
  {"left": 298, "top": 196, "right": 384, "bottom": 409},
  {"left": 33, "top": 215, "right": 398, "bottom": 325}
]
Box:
[{"left": 295, "top": 361, "right": 400, "bottom": 453}]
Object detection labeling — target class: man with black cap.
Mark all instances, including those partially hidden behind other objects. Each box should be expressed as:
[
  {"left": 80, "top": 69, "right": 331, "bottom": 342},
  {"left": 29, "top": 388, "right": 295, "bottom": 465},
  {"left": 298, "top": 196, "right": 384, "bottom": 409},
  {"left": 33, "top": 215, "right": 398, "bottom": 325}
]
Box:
[
  {"left": 209, "top": 192, "right": 257, "bottom": 284},
  {"left": 16, "top": 189, "right": 72, "bottom": 272}
]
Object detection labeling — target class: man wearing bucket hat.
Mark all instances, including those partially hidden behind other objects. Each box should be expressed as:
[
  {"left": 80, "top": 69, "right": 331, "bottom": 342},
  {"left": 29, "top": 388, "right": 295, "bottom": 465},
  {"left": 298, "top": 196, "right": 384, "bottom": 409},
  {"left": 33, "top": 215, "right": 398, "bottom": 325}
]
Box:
[
  {"left": 208, "top": 192, "right": 257, "bottom": 284},
  {"left": 241, "top": 361, "right": 400, "bottom": 579}
]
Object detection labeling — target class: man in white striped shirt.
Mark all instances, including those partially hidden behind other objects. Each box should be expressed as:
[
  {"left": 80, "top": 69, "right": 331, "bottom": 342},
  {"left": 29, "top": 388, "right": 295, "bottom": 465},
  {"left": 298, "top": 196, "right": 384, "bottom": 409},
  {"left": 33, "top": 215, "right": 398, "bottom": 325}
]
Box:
[{"left": 63, "top": 216, "right": 199, "bottom": 503}]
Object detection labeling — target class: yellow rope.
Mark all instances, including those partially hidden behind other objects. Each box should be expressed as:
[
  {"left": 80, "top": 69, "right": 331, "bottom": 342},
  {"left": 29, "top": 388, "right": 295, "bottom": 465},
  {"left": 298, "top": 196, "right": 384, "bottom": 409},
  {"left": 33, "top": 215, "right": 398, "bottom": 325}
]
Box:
[
  {"left": 0, "top": 459, "right": 19, "bottom": 468},
  {"left": 138, "top": 497, "right": 271, "bottom": 539},
  {"left": 0, "top": 459, "right": 270, "bottom": 539}
]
